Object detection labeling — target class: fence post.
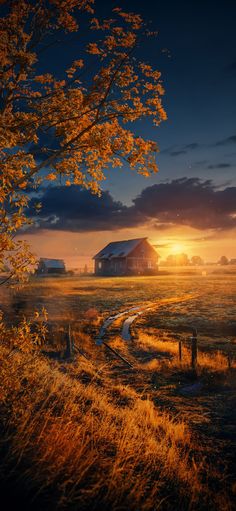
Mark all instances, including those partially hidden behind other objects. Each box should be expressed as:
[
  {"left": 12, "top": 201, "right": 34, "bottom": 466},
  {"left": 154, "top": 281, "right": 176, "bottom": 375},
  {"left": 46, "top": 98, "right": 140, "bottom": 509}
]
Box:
[
  {"left": 178, "top": 340, "right": 182, "bottom": 362},
  {"left": 227, "top": 353, "right": 232, "bottom": 369},
  {"left": 64, "top": 324, "right": 74, "bottom": 359},
  {"left": 191, "top": 328, "right": 198, "bottom": 369}
]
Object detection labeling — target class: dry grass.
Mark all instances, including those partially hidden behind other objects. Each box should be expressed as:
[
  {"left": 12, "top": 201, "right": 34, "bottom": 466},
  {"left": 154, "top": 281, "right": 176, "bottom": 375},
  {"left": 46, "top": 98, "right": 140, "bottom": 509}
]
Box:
[
  {"left": 0, "top": 274, "right": 235, "bottom": 510},
  {"left": 135, "top": 332, "right": 236, "bottom": 375},
  {"left": 2, "top": 274, "right": 236, "bottom": 343},
  {"left": 0, "top": 342, "right": 231, "bottom": 511}
]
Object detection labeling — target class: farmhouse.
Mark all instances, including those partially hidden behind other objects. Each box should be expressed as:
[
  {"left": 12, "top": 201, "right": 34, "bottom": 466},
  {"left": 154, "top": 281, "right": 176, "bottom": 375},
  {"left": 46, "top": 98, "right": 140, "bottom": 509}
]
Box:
[
  {"left": 36, "top": 258, "right": 66, "bottom": 275},
  {"left": 93, "top": 238, "right": 158, "bottom": 276}
]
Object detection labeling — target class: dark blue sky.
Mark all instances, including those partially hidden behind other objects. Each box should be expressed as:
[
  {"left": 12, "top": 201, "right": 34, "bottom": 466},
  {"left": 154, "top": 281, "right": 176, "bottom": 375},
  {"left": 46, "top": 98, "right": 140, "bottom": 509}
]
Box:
[
  {"left": 23, "top": 0, "right": 236, "bottom": 262},
  {"left": 2, "top": 0, "right": 235, "bottom": 264},
  {"left": 103, "top": 0, "right": 236, "bottom": 202},
  {"left": 37, "top": 0, "right": 236, "bottom": 204}
]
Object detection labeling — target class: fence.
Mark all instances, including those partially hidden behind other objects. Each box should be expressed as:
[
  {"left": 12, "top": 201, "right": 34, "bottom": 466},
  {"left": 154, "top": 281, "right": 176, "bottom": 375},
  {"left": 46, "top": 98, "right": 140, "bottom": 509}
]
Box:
[
  {"left": 49, "top": 324, "right": 234, "bottom": 371},
  {"left": 178, "top": 328, "right": 233, "bottom": 370}
]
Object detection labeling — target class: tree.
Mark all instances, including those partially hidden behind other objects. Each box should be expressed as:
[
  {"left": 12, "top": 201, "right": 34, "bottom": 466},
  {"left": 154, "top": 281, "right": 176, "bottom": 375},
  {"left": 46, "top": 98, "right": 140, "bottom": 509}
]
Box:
[
  {"left": 191, "top": 256, "right": 204, "bottom": 266},
  {"left": 218, "top": 256, "right": 228, "bottom": 266},
  {"left": 0, "top": 0, "right": 166, "bottom": 284},
  {"left": 165, "top": 253, "right": 190, "bottom": 266}
]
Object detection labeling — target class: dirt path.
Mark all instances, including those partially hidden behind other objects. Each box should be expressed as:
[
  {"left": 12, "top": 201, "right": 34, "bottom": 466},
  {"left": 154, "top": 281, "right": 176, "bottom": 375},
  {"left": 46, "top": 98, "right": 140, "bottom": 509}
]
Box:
[
  {"left": 93, "top": 293, "right": 236, "bottom": 501},
  {"left": 95, "top": 306, "right": 141, "bottom": 345},
  {"left": 96, "top": 293, "right": 197, "bottom": 345}
]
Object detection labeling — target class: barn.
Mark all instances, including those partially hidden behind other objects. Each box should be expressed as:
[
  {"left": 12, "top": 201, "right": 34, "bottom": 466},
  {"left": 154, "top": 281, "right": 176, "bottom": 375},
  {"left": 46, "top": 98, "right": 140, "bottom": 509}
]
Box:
[
  {"left": 36, "top": 258, "right": 66, "bottom": 275},
  {"left": 93, "top": 238, "right": 158, "bottom": 276}
]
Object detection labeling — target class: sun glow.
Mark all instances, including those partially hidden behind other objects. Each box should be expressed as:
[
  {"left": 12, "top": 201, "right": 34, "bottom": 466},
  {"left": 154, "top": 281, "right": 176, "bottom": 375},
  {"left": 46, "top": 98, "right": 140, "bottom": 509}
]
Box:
[{"left": 171, "top": 243, "right": 186, "bottom": 254}]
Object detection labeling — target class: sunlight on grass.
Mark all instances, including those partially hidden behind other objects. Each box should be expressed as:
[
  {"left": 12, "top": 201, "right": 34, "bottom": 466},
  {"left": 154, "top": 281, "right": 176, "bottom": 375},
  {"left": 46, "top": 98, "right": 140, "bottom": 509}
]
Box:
[
  {"left": 136, "top": 332, "right": 236, "bottom": 375},
  {"left": 1, "top": 344, "right": 231, "bottom": 510},
  {"left": 0, "top": 275, "right": 235, "bottom": 510}
]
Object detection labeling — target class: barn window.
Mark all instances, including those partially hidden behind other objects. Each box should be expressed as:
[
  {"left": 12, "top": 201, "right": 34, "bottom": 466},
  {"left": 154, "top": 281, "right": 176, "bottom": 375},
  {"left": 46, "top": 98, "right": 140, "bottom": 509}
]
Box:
[
  {"left": 98, "top": 261, "right": 102, "bottom": 269},
  {"left": 148, "top": 260, "right": 152, "bottom": 269}
]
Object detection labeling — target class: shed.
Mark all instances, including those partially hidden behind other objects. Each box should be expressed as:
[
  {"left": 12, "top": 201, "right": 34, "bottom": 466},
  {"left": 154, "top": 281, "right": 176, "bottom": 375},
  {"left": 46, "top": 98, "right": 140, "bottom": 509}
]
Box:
[
  {"left": 36, "top": 258, "right": 66, "bottom": 275},
  {"left": 93, "top": 238, "right": 158, "bottom": 276}
]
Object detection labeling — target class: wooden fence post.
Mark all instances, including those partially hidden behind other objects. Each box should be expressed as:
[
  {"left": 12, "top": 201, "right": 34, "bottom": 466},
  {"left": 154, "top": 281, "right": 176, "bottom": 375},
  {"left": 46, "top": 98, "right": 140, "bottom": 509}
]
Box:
[
  {"left": 191, "top": 328, "right": 198, "bottom": 369},
  {"left": 178, "top": 340, "right": 182, "bottom": 362},
  {"left": 64, "top": 324, "right": 74, "bottom": 359}
]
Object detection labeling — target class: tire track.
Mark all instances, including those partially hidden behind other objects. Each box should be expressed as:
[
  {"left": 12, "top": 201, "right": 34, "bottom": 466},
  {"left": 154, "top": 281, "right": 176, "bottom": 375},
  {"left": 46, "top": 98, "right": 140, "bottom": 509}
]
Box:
[{"left": 96, "top": 294, "right": 197, "bottom": 345}]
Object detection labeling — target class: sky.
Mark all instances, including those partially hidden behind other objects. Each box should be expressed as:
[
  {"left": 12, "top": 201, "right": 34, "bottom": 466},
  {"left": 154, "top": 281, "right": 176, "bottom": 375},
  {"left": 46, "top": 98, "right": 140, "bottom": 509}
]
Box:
[{"left": 23, "top": 0, "right": 236, "bottom": 267}]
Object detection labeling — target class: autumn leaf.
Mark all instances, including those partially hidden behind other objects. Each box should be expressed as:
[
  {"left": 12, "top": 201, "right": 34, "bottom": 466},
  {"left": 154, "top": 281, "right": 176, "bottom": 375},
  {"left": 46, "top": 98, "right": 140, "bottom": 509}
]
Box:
[{"left": 0, "top": 0, "right": 166, "bottom": 285}]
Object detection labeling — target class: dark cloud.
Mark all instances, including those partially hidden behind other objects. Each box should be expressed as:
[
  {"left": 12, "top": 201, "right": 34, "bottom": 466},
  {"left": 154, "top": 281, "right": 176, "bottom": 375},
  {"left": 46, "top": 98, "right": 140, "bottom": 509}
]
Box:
[
  {"left": 28, "top": 186, "right": 142, "bottom": 232},
  {"left": 161, "top": 146, "right": 175, "bottom": 155},
  {"left": 170, "top": 150, "right": 187, "bottom": 156},
  {"left": 133, "top": 178, "right": 236, "bottom": 230},
  {"left": 215, "top": 135, "right": 236, "bottom": 146},
  {"left": 183, "top": 143, "right": 200, "bottom": 150},
  {"left": 207, "top": 163, "right": 232, "bottom": 169},
  {"left": 162, "top": 143, "right": 200, "bottom": 156},
  {"left": 162, "top": 136, "right": 236, "bottom": 156},
  {"left": 28, "top": 178, "right": 236, "bottom": 234}
]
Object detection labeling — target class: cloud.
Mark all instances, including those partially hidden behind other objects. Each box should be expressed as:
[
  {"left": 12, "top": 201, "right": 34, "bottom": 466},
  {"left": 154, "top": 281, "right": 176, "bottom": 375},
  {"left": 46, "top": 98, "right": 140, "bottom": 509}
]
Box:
[
  {"left": 169, "top": 150, "right": 187, "bottom": 157},
  {"left": 183, "top": 143, "right": 200, "bottom": 150},
  {"left": 162, "top": 143, "right": 200, "bottom": 156},
  {"left": 215, "top": 135, "right": 236, "bottom": 146},
  {"left": 28, "top": 186, "right": 142, "bottom": 232},
  {"left": 28, "top": 178, "right": 236, "bottom": 234},
  {"left": 162, "top": 136, "right": 236, "bottom": 156},
  {"left": 132, "top": 178, "right": 236, "bottom": 230},
  {"left": 207, "top": 163, "right": 232, "bottom": 169}
]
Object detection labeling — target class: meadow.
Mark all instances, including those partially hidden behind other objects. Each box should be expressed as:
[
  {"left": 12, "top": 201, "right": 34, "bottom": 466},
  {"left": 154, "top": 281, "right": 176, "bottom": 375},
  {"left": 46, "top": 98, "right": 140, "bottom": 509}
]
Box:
[
  {"left": 0, "top": 273, "right": 235, "bottom": 510},
  {"left": 1, "top": 272, "right": 236, "bottom": 333}
]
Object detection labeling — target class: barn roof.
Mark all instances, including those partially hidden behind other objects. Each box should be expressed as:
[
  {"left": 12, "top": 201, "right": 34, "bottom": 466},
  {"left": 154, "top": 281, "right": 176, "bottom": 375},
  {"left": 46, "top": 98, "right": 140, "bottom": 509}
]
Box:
[
  {"left": 39, "top": 258, "right": 65, "bottom": 269},
  {"left": 93, "top": 238, "right": 149, "bottom": 260}
]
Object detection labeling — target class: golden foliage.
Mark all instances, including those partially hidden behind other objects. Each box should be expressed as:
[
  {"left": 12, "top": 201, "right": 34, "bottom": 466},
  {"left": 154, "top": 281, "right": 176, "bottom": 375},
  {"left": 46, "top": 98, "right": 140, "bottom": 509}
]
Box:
[
  {"left": 0, "top": 308, "right": 48, "bottom": 352},
  {"left": 0, "top": 1, "right": 166, "bottom": 283}
]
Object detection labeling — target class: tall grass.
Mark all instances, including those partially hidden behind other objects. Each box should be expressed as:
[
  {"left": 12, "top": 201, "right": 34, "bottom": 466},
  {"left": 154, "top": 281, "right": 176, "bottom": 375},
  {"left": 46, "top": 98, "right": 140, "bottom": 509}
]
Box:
[
  {"left": 136, "top": 332, "right": 235, "bottom": 374},
  {"left": 0, "top": 343, "right": 230, "bottom": 511}
]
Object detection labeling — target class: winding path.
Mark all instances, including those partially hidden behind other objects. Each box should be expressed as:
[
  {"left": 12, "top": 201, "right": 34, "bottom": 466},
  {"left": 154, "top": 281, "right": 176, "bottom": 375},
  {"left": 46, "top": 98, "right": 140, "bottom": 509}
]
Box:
[
  {"left": 95, "top": 306, "right": 142, "bottom": 345},
  {"left": 96, "top": 294, "right": 197, "bottom": 345}
]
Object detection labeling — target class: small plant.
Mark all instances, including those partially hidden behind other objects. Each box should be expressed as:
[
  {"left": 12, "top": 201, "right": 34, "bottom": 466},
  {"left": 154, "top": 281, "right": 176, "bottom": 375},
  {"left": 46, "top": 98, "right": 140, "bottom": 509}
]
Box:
[{"left": 0, "top": 308, "right": 48, "bottom": 353}]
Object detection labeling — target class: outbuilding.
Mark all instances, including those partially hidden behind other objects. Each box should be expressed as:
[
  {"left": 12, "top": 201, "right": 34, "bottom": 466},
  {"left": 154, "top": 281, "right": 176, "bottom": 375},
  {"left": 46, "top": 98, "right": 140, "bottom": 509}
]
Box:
[
  {"left": 93, "top": 238, "right": 158, "bottom": 276},
  {"left": 36, "top": 258, "right": 66, "bottom": 275}
]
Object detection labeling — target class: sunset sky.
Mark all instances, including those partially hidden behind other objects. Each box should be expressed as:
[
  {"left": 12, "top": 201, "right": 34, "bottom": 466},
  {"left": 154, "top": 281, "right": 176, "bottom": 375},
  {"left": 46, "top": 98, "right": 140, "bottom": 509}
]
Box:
[{"left": 23, "top": 0, "right": 236, "bottom": 268}]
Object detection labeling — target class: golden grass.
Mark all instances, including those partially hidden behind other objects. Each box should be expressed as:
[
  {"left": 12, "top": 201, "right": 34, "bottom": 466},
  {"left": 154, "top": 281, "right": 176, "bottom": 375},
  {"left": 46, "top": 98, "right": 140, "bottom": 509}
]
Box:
[
  {"left": 136, "top": 332, "right": 236, "bottom": 374},
  {"left": 0, "top": 274, "right": 235, "bottom": 509},
  {"left": 1, "top": 342, "right": 230, "bottom": 511}
]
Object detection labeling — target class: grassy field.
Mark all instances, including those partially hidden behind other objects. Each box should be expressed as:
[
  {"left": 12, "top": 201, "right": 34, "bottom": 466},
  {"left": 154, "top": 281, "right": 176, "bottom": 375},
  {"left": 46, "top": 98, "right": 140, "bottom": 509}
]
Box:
[
  {"left": 0, "top": 274, "right": 235, "bottom": 510},
  {"left": 1, "top": 273, "right": 236, "bottom": 346}
]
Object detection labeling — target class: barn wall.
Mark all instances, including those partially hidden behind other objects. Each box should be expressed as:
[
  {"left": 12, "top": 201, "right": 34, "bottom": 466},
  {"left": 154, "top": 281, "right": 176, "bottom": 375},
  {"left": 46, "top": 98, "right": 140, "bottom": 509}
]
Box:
[
  {"left": 128, "top": 239, "right": 158, "bottom": 260},
  {"left": 94, "top": 240, "right": 158, "bottom": 276},
  {"left": 95, "top": 258, "right": 126, "bottom": 276},
  {"left": 126, "top": 240, "right": 158, "bottom": 273}
]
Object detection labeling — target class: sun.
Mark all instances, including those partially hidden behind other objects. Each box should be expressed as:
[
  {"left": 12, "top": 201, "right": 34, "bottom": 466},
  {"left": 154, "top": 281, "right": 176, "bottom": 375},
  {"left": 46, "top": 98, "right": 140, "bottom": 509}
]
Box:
[{"left": 171, "top": 243, "right": 186, "bottom": 254}]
